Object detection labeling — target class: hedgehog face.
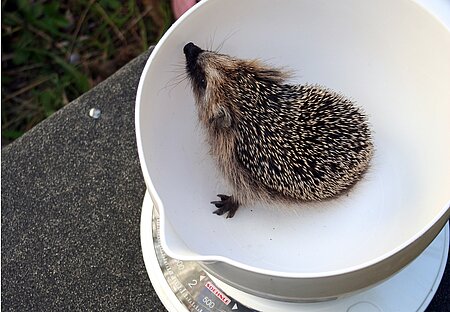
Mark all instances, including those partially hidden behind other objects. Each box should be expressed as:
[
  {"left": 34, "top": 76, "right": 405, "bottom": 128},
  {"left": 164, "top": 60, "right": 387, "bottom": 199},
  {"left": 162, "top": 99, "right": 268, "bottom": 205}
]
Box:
[
  {"left": 184, "top": 42, "right": 289, "bottom": 127},
  {"left": 184, "top": 42, "right": 208, "bottom": 95},
  {"left": 184, "top": 42, "right": 241, "bottom": 125},
  {"left": 184, "top": 43, "right": 237, "bottom": 100}
]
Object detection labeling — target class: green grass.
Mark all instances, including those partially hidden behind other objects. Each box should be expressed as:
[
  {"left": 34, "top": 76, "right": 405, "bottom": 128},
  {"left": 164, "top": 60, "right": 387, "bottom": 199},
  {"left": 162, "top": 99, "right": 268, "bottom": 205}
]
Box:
[{"left": 1, "top": 0, "right": 174, "bottom": 145}]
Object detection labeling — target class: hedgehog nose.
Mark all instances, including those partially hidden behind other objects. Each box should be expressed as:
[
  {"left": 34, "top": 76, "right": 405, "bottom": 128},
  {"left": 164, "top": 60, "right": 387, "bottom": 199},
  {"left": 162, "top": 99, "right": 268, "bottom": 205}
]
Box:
[{"left": 183, "top": 42, "right": 203, "bottom": 61}]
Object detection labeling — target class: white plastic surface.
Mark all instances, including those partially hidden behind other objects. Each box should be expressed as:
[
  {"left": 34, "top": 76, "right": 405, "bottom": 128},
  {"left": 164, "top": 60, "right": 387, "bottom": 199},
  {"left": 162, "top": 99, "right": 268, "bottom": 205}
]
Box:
[
  {"left": 141, "top": 192, "right": 450, "bottom": 312},
  {"left": 209, "top": 221, "right": 450, "bottom": 311},
  {"left": 136, "top": 0, "right": 450, "bottom": 298}
]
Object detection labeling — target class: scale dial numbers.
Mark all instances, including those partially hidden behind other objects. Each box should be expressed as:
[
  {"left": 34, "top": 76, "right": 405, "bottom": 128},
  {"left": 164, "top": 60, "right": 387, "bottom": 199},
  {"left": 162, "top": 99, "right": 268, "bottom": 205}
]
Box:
[{"left": 187, "top": 279, "right": 198, "bottom": 288}]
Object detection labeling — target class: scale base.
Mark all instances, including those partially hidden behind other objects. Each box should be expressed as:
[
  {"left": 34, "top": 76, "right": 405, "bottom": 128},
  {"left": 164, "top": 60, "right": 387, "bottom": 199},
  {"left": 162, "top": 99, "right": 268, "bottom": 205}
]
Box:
[{"left": 141, "top": 192, "right": 449, "bottom": 312}]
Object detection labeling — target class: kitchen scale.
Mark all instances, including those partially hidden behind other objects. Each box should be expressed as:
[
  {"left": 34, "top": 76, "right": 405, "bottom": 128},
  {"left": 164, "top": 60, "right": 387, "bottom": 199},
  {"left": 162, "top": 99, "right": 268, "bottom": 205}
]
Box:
[
  {"left": 136, "top": 0, "right": 450, "bottom": 311},
  {"left": 141, "top": 191, "right": 449, "bottom": 312}
]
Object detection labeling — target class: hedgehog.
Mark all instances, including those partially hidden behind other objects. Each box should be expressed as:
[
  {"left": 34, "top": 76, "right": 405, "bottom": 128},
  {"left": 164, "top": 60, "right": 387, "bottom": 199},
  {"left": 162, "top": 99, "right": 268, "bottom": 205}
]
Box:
[{"left": 183, "top": 42, "right": 374, "bottom": 218}]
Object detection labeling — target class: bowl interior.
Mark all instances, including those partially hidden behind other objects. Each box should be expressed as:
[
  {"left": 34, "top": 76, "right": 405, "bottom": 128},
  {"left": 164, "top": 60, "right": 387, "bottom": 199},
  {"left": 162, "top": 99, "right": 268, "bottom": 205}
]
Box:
[{"left": 137, "top": 0, "right": 450, "bottom": 274}]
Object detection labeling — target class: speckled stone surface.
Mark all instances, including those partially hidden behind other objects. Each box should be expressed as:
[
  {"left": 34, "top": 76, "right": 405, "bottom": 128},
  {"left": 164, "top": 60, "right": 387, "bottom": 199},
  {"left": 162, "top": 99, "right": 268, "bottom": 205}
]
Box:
[
  {"left": 1, "top": 47, "right": 166, "bottom": 311},
  {"left": 1, "top": 46, "right": 449, "bottom": 311}
]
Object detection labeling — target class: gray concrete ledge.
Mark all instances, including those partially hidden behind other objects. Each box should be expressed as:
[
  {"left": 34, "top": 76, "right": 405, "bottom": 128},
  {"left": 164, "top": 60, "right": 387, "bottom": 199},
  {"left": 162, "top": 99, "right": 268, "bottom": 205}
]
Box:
[
  {"left": 2, "top": 47, "right": 165, "bottom": 311},
  {"left": 1, "top": 46, "right": 449, "bottom": 311}
]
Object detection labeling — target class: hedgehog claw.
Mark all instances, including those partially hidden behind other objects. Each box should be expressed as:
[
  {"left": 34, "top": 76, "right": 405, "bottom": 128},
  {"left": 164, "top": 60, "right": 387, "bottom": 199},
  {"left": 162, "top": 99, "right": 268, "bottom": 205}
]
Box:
[
  {"left": 210, "top": 200, "right": 224, "bottom": 207},
  {"left": 211, "top": 194, "right": 239, "bottom": 218},
  {"left": 213, "top": 206, "right": 227, "bottom": 216}
]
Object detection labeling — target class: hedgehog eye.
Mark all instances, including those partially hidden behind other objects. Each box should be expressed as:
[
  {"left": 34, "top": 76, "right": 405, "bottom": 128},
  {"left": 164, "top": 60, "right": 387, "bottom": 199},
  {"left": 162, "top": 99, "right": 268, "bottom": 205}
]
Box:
[
  {"left": 193, "top": 70, "right": 207, "bottom": 90},
  {"left": 200, "top": 78, "right": 207, "bottom": 89}
]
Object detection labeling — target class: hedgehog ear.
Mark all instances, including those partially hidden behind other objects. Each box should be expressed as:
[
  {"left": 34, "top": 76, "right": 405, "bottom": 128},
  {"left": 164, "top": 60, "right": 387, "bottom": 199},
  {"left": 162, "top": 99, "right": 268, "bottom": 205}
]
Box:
[{"left": 211, "top": 105, "right": 232, "bottom": 128}]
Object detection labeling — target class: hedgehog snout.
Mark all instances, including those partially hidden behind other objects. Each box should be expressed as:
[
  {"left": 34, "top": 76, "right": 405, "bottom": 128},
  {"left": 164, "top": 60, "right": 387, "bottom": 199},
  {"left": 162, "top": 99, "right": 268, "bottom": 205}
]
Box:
[
  {"left": 184, "top": 42, "right": 207, "bottom": 91},
  {"left": 183, "top": 42, "right": 203, "bottom": 63}
]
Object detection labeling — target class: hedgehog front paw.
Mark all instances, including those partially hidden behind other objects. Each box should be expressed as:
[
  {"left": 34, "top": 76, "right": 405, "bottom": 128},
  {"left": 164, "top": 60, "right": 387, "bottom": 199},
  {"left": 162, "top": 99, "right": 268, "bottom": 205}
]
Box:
[{"left": 211, "top": 194, "right": 239, "bottom": 218}]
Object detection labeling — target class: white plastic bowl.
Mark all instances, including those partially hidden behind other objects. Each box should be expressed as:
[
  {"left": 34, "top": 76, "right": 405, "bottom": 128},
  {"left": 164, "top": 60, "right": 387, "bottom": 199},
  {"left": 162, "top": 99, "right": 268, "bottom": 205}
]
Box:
[{"left": 136, "top": 0, "right": 450, "bottom": 300}]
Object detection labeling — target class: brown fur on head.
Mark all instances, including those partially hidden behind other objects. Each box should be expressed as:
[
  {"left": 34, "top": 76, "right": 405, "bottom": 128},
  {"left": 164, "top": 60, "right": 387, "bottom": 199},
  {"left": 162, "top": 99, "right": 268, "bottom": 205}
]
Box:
[{"left": 183, "top": 42, "right": 289, "bottom": 130}]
